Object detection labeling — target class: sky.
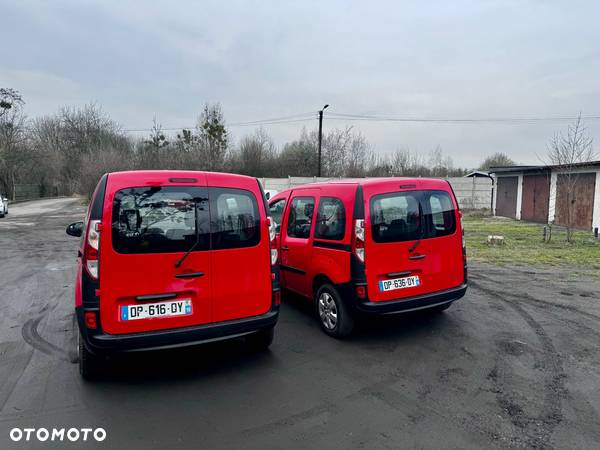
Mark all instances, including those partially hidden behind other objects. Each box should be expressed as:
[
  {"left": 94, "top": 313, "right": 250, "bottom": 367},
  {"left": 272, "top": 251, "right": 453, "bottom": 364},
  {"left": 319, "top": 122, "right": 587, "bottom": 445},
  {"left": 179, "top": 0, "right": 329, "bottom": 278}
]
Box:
[{"left": 1, "top": 0, "right": 600, "bottom": 168}]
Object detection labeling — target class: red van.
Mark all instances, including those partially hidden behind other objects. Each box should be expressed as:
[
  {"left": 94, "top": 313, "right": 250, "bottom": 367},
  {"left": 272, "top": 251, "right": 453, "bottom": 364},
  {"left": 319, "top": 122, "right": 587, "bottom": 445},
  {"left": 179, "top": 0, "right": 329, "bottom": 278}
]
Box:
[
  {"left": 66, "top": 171, "right": 280, "bottom": 379},
  {"left": 268, "top": 178, "right": 467, "bottom": 337}
]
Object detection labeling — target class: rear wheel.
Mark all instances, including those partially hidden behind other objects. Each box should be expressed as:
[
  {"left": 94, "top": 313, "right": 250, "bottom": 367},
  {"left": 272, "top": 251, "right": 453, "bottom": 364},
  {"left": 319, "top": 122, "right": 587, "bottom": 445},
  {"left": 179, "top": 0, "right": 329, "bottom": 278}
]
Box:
[
  {"left": 316, "top": 284, "right": 354, "bottom": 338},
  {"left": 78, "top": 334, "right": 104, "bottom": 381},
  {"left": 246, "top": 326, "right": 275, "bottom": 351}
]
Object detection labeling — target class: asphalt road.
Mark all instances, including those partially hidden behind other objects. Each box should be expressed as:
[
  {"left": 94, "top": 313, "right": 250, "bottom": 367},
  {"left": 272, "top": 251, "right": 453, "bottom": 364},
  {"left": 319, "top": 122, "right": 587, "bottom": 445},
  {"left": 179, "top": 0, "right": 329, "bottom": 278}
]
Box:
[{"left": 1, "top": 198, "right": 600, "bottom": 449}]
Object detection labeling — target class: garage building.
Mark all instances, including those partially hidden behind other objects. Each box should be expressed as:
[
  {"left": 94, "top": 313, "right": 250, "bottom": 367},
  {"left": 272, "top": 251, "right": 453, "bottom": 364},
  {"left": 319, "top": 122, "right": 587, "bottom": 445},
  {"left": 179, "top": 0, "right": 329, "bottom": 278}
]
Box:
[{"left": 490, "top": 161, "right": 600, "bottom": 232}]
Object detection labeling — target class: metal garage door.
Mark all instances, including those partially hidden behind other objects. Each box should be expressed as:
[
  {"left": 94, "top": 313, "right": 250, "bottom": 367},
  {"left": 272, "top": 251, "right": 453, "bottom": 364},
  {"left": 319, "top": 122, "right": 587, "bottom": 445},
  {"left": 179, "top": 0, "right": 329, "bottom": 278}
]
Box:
[
  {"left": 521, "top": 174, "right": 550, "bottom": 223},
  {"left": 495, "top": 176, "right": 518, "bottom": 218},
  {"left": 555, "top": 173, "right": 596, "bottom": 230}
]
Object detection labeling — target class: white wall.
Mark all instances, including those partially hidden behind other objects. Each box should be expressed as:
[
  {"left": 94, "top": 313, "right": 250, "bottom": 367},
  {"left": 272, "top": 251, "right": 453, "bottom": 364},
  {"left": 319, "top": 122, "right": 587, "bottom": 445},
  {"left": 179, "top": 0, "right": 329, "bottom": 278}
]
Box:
[
  {"left": 593, "top": 170, "right": 600, "bottom": 232},
  {"left": 260, "top": 176, "right": 493, "bottom": 210},
  {"left": 548, "top": 172, "right": 558, "bottom": 223},
  {"left": 515, "top": 174, "right": 524, "bottom": 220}
]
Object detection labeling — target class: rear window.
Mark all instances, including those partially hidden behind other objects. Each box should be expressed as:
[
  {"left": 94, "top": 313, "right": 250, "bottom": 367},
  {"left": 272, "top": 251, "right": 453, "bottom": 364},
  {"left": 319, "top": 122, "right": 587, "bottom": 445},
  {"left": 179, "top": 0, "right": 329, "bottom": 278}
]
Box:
[
  {"left": 210, "top": 188, "right": 260, "bottom": 250},
  {"left": 111, "top": 186, "right": 261, "bottom": 253},
  {"left": 112, "top": 186, "right": 210, "bottom": 254},
  {"left": 370, "top": 190, "right": 456, "bottom": 243}
]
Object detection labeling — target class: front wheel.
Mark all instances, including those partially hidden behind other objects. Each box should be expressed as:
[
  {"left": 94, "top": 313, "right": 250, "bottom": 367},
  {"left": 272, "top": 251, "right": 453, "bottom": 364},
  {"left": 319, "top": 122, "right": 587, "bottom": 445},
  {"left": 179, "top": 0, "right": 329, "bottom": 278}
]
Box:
[{"left": 315, "top": 284, "right": 354, "bottom": 338}]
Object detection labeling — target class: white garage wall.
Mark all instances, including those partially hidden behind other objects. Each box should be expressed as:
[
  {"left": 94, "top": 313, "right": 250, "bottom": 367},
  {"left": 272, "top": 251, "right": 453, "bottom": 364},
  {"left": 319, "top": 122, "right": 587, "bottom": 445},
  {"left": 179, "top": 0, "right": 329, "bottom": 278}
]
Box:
[{"left": 260, "top": 177, "right": 493, "bottom": 210}]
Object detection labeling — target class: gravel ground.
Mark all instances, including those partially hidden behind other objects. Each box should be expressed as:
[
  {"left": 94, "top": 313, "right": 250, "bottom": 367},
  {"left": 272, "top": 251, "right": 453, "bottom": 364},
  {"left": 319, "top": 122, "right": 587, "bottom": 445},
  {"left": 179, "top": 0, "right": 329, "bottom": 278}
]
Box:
[{"left": 1, "top": 198, "right": 599, "bottom": 449}]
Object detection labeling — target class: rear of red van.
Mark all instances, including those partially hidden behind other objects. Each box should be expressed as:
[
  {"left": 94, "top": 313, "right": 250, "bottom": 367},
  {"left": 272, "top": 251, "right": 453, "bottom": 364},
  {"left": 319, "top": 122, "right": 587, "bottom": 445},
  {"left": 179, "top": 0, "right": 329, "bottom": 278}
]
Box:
[
  {"left": 350, "top": 178, "right": 467, "bottom": 314},
  {"left": 71, "top": 171, "right": 279, "bottom": 378}
]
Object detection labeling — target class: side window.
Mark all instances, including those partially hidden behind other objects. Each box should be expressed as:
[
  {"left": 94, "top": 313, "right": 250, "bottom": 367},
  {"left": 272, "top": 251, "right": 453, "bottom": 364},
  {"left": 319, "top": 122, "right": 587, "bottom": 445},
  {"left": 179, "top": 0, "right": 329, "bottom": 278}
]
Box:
[
  {"left": 314, "top": 197, "right": 346, "bottom": 240},
  {"left": 425, "top": 192, "right": 456, "bottom": 237},
  {"left": 286, "top": 197, "right": 315, "bottom": 239},
  {"left": 269, "top": 199, "right": 286, "bottom": 233},
  {"left": 210, "top": 187, "right": 260, "bottom": 250}
]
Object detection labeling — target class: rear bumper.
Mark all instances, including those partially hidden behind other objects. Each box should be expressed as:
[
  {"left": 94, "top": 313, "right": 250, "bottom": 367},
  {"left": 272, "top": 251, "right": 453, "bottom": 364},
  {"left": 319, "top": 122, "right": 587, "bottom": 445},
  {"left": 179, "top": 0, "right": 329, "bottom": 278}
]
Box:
[
  {"left": 342, "top": 283, "right": 468, "bottom": 316},
  {"left": 76, "top": 307, "right": 279, "bottom": 355}
]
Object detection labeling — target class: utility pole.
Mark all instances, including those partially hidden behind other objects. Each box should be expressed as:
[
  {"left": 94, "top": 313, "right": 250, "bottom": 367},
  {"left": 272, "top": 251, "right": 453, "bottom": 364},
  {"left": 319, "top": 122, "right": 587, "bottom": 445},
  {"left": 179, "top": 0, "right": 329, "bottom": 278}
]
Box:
[{"left": 317, "top": 104, "right": 329, "bottom": 177}]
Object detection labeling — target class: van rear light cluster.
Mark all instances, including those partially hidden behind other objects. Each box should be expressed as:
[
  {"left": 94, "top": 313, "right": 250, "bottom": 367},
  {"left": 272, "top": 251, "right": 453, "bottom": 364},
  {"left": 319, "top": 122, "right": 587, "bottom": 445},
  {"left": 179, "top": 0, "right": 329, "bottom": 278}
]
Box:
[
  {"left": 85, "top": 220, "right": 101, "bottom": 279},
  {"left": 353, "top": 219, "right": 365, "bottom": 263},
  {"left": 355, "top": 285, "right": 367, "bottom": 299},
  {"left": 84, "top": 311, "right": 97, "bottom": 329},
  {"left": 458, "top": 212, "right": 467, "bottom": 261},
  {"left": 268, "top": 217, "right": 278, "bottom": 265}
]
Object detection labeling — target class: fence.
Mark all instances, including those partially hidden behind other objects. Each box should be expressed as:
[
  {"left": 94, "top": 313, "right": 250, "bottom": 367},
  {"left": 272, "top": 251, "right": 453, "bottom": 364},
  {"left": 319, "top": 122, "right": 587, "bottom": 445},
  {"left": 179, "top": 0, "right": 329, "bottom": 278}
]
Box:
[
  {"left": 13, "top": 184, "right": 60, "bottom": 202},
  {"left": 260, "top": 176, "right": 492, "bottom": 210}
]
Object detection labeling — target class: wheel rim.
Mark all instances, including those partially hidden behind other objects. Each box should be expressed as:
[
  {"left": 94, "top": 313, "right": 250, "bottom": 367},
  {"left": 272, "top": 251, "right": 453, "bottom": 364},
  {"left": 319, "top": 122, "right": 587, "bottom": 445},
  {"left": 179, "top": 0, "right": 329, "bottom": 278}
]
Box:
[{"left": 318, "top": 292, "right": 338, "bottom": 330}]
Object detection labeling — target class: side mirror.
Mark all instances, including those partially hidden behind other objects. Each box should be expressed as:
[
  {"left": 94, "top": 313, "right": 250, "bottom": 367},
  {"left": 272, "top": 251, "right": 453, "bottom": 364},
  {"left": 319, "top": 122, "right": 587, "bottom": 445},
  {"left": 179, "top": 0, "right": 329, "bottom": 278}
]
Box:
[
  {"left": 2, "top": 197, "right": 7, "bottom": 202},
  {"left": 66, "top": 221, "right": 84, "bottom": 237}
]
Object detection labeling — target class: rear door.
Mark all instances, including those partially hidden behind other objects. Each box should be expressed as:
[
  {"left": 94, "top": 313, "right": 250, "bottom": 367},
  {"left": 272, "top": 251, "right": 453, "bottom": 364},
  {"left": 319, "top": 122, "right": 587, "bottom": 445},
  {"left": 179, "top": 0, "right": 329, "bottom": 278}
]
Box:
[
  {"left": 101, "top": 176, "right": 212, "bottom": 334},
  {"left": 280, "top": 189, "right": 319, "bottom": 297},
  {"left": 364, "top": 185, "right": 464, "bottom": 302},
  {"left": 209, "top": 181, "right": 272, "bottom": 323}
]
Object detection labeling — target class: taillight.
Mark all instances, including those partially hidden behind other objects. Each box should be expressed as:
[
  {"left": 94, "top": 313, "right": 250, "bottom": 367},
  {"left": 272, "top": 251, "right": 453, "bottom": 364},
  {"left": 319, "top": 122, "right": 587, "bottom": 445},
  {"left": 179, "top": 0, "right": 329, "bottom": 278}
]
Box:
[
  {"left": 84, "top": 311, "right": 97, "bottom": 329},
  {"left": 459, "top": 211, "right": 467, "bottom": 262},
  {"left": 268, "top": 217, "right": 278, "bottom": 265},
  {"left": 84, "top": 220, "right": 101, "bottom": 279},
  {"left": 353, "top": 219, "right": 365, "bottom": 263},
  {"left": 355, "top": 285, "right": 367, "bottom": 299}
]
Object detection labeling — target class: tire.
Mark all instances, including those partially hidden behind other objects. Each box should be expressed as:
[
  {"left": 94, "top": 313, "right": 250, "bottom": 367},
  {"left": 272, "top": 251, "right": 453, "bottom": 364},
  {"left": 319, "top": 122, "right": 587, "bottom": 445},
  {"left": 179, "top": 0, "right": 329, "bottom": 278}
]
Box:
[
  {"left": 246, "top": 326, "right": 275, "bottom": 351},
  {"left": 315, "top": 283, "right": 354, "bottom": 338},
  {"left": 78, "top": 334, "right": 104, "bottom": 381}
]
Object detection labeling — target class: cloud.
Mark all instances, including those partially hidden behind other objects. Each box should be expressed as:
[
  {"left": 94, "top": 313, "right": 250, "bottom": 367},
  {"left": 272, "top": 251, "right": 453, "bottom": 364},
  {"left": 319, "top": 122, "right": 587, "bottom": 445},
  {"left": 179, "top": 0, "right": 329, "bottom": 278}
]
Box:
[{"left": 1, "top": 0, "right": 599, "bottom": 166}]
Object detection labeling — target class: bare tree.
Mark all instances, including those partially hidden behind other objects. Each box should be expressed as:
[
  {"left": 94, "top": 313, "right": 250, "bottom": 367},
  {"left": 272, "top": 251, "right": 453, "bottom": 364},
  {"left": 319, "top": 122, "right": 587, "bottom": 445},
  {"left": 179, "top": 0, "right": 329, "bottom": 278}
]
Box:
[
  {"left": 479, "top": 152, "right": 515, "bottom": 170},
  {"left": 546, "top": 114, "right": 597, "bottom": 241},
  {"left": 197, "top": 103, "right": 228, "bottom": 171},
  {"left": 0, "top": 106, "right": 28, "bottom": 199},
  {"left": 0, "top": 88, "right": 23, "bottom": 119}
]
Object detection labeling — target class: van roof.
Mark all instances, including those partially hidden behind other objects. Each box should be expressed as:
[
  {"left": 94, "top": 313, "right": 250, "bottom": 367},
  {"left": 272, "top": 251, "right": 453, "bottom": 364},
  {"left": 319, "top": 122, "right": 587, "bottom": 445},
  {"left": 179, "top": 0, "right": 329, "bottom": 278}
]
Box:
[
  {"left": 274, "top": 177, "right": 451, "bottom": 196},
  {"left": 106, "top": 170, "right": 258, "bottom": 184}
]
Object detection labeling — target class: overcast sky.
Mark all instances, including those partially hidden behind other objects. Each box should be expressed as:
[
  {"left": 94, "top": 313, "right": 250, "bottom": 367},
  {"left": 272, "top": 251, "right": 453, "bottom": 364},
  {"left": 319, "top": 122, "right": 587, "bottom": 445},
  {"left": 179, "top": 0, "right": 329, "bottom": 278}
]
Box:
[{"left": 2, "top": 0, "right": 599, "bottom": 167}]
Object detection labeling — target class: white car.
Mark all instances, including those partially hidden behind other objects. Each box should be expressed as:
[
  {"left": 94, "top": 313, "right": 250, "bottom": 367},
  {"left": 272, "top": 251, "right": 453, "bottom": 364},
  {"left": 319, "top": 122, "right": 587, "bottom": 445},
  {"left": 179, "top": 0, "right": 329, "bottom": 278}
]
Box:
[{"left": 0, "top": 195, "right": 8, "bottom": 217}]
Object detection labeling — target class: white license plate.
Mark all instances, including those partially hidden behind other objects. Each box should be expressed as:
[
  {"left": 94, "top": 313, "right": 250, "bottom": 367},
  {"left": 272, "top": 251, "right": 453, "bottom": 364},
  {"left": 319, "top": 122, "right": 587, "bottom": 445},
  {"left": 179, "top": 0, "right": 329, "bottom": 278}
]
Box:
[
  {"left": 379, "top": 276, "right": 420, "bottom": 292},
  {"left": 121, "top": 299, "right": 192, "bottom": 321}
]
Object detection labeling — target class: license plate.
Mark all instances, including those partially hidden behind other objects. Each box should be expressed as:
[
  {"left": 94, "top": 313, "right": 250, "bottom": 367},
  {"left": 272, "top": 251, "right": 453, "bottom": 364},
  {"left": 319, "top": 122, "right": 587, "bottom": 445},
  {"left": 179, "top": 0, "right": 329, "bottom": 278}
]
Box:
[
  {"left": 120, "top": 299, "right": 192, "bottom": 321},
  {"left": 379, "top": 276, "right": 420, "bottom": 292}
]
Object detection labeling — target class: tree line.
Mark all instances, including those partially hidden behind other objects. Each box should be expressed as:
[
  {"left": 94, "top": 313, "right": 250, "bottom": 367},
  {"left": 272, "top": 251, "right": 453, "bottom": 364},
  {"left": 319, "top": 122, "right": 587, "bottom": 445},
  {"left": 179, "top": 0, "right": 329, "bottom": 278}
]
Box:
[{"left": 1, "top": 90, "right": 504, "bottom": 199}]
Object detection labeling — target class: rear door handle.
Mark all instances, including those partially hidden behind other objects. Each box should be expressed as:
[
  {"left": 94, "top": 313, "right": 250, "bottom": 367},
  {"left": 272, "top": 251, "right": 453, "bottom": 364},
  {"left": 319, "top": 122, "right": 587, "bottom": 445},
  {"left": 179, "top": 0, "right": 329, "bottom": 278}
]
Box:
[
  {"left": 136, "top": 293, "right": 177, "bottom": 301},
  {"left": 408, "top": 254, "right": 426, "bottom": 260},
  {"left": 386, "top": 271, "right": 412, "bottom": 278},
  {"left": 175, "top": 272, "right": 205, "bottom": 279},
  {"left": 281, "top": 246, "right": 289, "bottom": 250}
]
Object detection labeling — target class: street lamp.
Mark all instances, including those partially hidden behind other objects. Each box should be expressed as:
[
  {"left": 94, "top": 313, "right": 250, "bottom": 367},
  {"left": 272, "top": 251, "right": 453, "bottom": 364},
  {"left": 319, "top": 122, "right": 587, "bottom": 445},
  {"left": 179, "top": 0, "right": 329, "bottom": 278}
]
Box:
[{"left": 317, "top": 104, "right": 329, "bottom": 177}]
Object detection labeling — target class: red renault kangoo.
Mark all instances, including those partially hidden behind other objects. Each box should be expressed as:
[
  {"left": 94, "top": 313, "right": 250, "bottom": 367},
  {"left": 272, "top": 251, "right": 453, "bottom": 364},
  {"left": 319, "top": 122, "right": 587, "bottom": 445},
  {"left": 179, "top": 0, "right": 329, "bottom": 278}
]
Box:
[
  {"left": 66, "top": 171, "right": 280, "bottom": 379},
  {"left": 268, "top": 178, "right": 467, "bottom": 337}
]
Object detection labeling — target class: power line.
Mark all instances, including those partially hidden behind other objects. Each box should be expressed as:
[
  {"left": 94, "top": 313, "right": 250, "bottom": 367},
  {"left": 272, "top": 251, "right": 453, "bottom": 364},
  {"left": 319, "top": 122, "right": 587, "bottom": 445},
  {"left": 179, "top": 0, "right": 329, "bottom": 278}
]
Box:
[
  {"left": 100, "top": 111, "right": 600, "bottom": 134},
  {"left": 122, "top": 112, "right": 317, "bottom": 132},
  {"left": 326, "top": 112, "right": 600, "bottom": 124}
]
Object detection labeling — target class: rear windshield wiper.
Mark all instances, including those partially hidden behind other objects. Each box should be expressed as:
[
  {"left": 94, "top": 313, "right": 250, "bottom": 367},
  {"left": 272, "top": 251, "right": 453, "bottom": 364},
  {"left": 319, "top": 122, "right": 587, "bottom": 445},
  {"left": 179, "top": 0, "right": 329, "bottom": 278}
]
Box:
[
  {"left": 408, "top": 205, "right": 425, "bottom": 253},
  {"left": 174, "top": 200, "right": 200, "bottom": 268}
]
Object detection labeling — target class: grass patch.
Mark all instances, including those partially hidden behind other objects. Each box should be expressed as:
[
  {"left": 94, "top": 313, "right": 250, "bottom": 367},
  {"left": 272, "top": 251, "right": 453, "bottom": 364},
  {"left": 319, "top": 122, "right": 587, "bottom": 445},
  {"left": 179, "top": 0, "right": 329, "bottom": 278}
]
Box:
[{"left": 463, "top": 215, "right": 600, "bottom": 271}]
